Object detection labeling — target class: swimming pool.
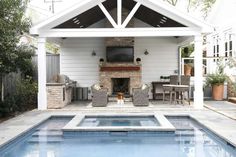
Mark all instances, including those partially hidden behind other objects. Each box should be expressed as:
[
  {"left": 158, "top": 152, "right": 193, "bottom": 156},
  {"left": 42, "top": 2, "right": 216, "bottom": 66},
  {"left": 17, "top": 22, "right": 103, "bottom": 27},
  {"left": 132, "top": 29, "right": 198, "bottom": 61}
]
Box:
[{"left": 0, "top": 116, "right": 236, "bottom": 157}]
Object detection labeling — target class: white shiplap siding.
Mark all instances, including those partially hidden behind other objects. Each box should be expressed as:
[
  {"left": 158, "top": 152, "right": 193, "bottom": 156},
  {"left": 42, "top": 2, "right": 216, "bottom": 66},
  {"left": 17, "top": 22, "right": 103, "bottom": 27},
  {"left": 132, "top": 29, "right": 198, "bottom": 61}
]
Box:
[
  {"left": 60, "top": 18, "right": 179, "bottom": 88},
  {"left": 60, "top": 38, "right": 105, "bottom": 87},
  {"left": 134, "top": 37, "right": 179, "bottom": 84},
  {"left": 60, "top": 37, "right": 179, "bottom": 88}
]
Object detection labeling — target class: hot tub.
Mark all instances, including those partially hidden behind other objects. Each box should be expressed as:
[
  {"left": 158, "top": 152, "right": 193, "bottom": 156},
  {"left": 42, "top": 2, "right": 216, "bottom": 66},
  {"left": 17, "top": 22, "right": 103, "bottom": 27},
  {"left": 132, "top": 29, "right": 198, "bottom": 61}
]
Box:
[{"left": 62, "top": 114, "right": 175, "bottom": 133}]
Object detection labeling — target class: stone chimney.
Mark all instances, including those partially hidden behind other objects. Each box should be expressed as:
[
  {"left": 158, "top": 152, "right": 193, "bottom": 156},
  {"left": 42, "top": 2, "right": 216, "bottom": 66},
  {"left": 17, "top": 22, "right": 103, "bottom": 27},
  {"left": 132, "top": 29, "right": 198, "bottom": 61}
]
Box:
[{"left": 105, "top": 8, "right": 134, "bottom": 47}]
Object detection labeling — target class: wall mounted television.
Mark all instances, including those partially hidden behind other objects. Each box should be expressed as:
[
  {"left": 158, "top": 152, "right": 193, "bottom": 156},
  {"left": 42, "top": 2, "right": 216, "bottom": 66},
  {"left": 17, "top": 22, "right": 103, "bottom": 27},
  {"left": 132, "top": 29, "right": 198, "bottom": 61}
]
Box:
[{"left": 106, "top": 46, "right": 134, "bottom": 62}]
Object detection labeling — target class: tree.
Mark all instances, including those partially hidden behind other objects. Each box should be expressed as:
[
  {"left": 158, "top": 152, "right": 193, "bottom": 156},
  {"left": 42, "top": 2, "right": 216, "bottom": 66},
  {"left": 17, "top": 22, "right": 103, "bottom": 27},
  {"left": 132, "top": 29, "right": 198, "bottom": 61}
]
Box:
[
  {"left": 164, "top": 0, "right": 178, "bottom": 6},
  {"left": 164, "top": 0, "right": 216, "bottom": 18},
  {"left": 0, "top": 0, "right": 34, "bottom": 101}
]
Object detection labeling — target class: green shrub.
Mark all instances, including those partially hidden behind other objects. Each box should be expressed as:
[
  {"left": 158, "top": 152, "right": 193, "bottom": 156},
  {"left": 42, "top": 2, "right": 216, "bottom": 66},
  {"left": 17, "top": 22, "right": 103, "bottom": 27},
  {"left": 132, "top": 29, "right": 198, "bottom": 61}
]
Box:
[
  {"left": 205, "top": 73, "right": 228, "bottom": 86},
  {"left": 0, "top": 77, "right": 37, "bottom": 117},
  {"left": 14, "top": 77, "right": 37, "bottom": 111},
  {"left": 0, "top": 96, "right": 17, "bottom": 117},
  {"left": 205, "top": 57, "right": 235, "bottom": 86}
]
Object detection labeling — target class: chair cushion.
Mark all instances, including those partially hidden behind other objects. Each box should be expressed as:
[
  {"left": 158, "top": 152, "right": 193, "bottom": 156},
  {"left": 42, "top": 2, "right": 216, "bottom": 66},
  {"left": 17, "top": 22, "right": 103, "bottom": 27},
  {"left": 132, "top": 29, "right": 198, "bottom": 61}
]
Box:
[{"left": 93, "top": 84, "right": 101, "bottom": 90}]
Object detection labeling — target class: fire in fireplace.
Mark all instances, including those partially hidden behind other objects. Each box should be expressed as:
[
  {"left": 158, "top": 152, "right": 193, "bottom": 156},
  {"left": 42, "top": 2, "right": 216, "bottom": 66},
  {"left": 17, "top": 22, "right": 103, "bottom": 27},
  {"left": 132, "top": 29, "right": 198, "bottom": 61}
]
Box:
[{"left": 112, "top": 78, "right": 130, "bottom": 95}]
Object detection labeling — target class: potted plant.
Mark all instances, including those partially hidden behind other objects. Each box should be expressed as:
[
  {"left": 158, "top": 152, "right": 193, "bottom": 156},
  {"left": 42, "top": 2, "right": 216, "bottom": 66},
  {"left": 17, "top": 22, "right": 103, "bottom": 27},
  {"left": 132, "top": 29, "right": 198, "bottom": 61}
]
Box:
[
  {"left": 181, "top": 46, "right": 194, "bottom": 76},
  {"left": 184, "top": 63, "right": 193, "bottom": 76},
  {"left": 205, "top": 73, "right": 227, "bottom": 100},
  {"left": 99, "top": 58, "right": 104, "bottom": 66},
  {"left": 205, "top": 57, "right": 235, "bottom": 100},
  {"left": 136, "top": 57, "right": 141, "bottom": 64}
]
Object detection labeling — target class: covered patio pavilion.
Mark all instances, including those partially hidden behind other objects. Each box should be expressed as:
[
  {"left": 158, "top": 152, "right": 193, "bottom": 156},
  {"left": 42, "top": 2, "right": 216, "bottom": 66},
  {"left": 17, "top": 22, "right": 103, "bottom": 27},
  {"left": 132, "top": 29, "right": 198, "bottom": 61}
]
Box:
[{"left": 30, "top": 0, "right": 213, "bottom": 110}]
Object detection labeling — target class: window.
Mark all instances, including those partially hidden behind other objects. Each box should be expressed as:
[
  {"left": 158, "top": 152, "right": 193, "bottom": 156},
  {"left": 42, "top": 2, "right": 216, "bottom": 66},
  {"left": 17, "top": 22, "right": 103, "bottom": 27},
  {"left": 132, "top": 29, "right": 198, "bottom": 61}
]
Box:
[
  {"left": 224, "top": 30, "right": 233, "bottom": 61},
  {"left": 212, "top": 35, "right": 220, "bottom": 62}
]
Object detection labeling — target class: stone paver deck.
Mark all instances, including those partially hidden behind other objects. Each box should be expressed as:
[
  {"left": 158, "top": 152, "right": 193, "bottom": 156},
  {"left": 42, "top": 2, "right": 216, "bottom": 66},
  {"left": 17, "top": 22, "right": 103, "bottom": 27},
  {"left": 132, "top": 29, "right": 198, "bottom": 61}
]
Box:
[
  {"left": 204, "top": 100, "right": 236, "bottom": 120},
  {"left": 0, "top": 100, "right": 236, "bottom": 150}
]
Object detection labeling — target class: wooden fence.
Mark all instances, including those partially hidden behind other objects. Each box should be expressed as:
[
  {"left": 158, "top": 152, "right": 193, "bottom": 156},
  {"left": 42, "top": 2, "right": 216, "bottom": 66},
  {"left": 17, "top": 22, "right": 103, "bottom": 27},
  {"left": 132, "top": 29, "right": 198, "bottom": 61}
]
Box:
[
  {"left": 2, "top": 54, "right": 60, "bottom": 97},
  {"left": 32, "top": 54, "right": 60, "bottom": 82}
]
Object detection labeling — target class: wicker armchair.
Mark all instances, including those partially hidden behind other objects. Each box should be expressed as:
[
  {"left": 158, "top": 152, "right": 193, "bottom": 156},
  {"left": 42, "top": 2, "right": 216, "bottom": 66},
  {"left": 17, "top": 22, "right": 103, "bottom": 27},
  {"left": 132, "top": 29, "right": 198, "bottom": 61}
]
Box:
[
  {"left": 132, "top": 84, "right": 149, "bottom": 106},
  {"left": 91, "top": 84, "right": 108, "bottom": 107}
]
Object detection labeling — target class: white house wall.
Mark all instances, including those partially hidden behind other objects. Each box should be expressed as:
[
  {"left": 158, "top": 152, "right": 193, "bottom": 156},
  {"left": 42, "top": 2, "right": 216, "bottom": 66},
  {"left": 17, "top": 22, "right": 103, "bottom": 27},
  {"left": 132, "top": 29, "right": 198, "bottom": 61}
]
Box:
[
  {"left": 60, "top": 37, "right": 178, "bottom": 91},
  {"left": 205, "top": 0, "right": 236, "bottom": 78},
  {"left": 134, "top": 37, "right": 178, "bottom": 84},
  {"left": 60, "top": 37, "right": 105, "bottom": 87}
]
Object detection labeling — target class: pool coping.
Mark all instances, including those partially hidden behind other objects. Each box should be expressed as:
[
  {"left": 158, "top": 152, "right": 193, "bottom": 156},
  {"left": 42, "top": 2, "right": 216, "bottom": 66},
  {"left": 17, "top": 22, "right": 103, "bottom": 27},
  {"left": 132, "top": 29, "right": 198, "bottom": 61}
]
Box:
[
  {"left": 62, "top": 113, "right": 175, "bottom": 132},
  {"left": 0, "top": 113, "right": 51, "bottom": 149},
  {"left": 0, "top": 110, "right": 236, "bottom": 149}
]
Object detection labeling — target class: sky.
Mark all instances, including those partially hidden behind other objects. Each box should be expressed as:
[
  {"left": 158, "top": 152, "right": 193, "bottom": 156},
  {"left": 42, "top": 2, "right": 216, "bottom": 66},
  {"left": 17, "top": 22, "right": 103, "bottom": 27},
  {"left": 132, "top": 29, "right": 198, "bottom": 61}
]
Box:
[{"left": 28, "top": 0, "right": 81, "bottom": 24}]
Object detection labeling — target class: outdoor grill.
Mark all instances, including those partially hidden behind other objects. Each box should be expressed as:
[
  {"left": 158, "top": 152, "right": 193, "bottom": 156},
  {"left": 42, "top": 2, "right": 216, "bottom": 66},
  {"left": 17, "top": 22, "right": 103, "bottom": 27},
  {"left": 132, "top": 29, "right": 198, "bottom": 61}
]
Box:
[{"left": 47, "top": 74, "right": 77, "bottom": 108}]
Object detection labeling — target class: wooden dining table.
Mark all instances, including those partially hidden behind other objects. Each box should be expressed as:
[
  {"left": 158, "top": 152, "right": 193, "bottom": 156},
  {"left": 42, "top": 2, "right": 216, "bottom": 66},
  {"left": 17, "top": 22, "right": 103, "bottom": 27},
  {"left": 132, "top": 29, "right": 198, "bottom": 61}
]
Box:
[{"left": 162, "top": 84, "right": 190, "bottom": 104}]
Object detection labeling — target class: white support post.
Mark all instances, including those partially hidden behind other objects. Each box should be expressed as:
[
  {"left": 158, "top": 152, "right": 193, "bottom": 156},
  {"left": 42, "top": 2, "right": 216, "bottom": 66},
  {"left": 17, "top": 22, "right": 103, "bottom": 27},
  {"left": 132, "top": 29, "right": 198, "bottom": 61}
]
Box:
[
  {"left": 194, "top": 35, "right": 204, "bottom": 109},
  {"left": 117, "top": 0, "right": 122, "bottom": 27},
  {"left": 219, "top": 32, "right": 224, "bottom": 57},
  {"left": 37, "top": 37, "right": 47, "bottom": 110},
  {"left": 98, "top": 3, "right": 118, "bottom": 28},
  {"left": 122, "top": 2, "right": 141, "bottom": 28}
]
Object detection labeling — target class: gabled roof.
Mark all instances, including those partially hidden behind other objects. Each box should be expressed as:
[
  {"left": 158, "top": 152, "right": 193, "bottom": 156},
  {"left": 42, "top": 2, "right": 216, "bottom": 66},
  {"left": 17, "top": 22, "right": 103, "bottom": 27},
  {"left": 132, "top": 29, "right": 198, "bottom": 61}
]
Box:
[
  {"left": 30, "top": 0, "right": 213, "bottom": 36},
  {"left": 54, "top": 0, "right": 185, "bottom": 29}
]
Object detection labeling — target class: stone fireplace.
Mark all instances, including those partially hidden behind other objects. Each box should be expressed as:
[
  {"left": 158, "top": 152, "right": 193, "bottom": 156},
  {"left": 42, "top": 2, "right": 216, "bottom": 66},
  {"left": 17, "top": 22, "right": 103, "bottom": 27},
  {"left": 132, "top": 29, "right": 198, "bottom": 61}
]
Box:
[
  {"left": 112, "top": 78, "right": 130, "bottom": 95},
  {"left": 99, "top": 63, "right": 142, "bottom": 95},
  {"left": 99, "top": 8, "right": 141, "bottom": 95}
]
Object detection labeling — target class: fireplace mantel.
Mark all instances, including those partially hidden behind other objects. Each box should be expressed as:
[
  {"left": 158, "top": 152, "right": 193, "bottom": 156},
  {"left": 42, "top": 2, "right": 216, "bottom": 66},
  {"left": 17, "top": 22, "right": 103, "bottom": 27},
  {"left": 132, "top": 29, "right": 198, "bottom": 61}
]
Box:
[{"left": 100, "top": 66, "right": 140, "bottom": 71}]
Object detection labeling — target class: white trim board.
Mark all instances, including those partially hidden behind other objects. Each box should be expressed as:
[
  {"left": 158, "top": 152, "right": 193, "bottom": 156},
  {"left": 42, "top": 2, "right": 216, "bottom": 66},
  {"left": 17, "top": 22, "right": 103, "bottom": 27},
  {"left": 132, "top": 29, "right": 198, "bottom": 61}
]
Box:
[{"left": 38, "top": 27, "right": 201, "bottom": 37}]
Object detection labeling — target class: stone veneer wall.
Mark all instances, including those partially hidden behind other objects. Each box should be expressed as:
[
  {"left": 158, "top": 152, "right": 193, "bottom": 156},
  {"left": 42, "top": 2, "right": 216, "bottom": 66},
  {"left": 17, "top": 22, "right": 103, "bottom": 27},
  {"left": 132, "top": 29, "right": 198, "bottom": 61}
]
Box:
[
  {"left": 99, "top": 63, "right": 142, "bottom": 95},
  {"left": 105, "top": 8, "right": 134, "bottom": 47},
  {"left": 47, "top": 83, "right": 72, "bottom": 109}
]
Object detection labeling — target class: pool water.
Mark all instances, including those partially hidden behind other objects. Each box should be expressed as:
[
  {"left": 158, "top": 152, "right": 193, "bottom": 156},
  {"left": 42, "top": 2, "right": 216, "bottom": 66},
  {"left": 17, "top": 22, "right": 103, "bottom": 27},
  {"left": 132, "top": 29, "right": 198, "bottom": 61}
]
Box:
[
  {"left": 79, "top": 116, "right": 160, "bottom": 127},
  {"left": 1, "top": 116, "right": 236, "bottom": 157}
]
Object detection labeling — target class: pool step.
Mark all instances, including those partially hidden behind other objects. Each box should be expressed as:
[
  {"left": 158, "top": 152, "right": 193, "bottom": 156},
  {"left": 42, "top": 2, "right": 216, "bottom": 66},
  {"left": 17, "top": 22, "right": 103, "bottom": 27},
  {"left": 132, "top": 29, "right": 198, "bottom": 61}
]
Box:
[
  {"left": 175, "top": 130, "right": 195, "bottom": 136},
  {"left": 29, "top": 130, "right": 64, "bottom": 143},
  {"left": 32, "top": 130, "right": 63, "bottom": 137},
  {"left": 28, "top": 136, "right": 63, "bottom": 143},
  {"left": 35, "top": 128, "right": 62, "bottom": 132}
]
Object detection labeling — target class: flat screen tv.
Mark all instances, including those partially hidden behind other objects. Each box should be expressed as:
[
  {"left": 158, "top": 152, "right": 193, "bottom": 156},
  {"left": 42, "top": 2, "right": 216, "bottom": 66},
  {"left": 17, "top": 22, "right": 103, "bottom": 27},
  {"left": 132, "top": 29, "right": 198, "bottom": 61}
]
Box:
[{"left": 106, "top": 47, "right": 134, "bottom": 62}]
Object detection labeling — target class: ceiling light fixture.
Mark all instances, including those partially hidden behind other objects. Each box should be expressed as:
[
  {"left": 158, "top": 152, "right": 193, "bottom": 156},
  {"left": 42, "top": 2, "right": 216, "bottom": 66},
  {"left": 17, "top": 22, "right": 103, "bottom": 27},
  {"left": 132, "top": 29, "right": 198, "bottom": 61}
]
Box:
[
  {"left": 161, "top": 19, "right": 166, "bottom": 22},
  {"left": 162, "top": 16, "right": 167, "bottom": 20},
  {"left": 74, "top": 20, "right": 80, "bottom": 24}
]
